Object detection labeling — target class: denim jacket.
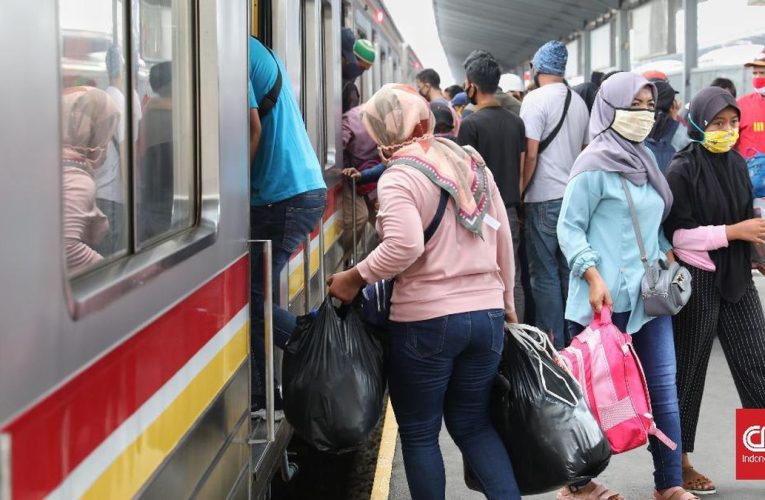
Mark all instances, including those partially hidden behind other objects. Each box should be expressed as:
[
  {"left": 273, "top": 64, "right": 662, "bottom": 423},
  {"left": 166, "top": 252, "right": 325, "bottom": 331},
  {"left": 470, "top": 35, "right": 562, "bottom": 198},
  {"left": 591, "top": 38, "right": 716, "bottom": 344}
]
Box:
[{"left": 557, "top": 170, "right": 672, "bottom": 333}]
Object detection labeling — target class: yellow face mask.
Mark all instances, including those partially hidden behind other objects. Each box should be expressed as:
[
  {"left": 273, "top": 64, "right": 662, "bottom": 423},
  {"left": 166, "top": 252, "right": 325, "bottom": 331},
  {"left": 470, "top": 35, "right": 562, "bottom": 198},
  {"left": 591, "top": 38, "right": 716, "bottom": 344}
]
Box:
[{"left": 701, "top": 128, "right": 739, "bottom": 153}]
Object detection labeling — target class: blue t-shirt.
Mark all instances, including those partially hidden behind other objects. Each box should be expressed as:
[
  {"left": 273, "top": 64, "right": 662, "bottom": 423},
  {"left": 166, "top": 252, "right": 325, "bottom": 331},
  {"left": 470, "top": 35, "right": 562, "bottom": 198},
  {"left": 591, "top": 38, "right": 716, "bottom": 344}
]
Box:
[{"left": 249, "top": 37, "right": 325, "bottom": 206}]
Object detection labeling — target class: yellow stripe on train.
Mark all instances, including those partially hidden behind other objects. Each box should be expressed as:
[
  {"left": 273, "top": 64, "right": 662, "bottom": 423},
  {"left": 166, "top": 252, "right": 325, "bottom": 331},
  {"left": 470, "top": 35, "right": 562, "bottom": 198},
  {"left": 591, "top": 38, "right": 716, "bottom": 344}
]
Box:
[
  {"left": 288, "top": 213, "right": 343, "bottom": 300},
  {"left": 81, "top": 323, "right": 248, "bottom": 499}
]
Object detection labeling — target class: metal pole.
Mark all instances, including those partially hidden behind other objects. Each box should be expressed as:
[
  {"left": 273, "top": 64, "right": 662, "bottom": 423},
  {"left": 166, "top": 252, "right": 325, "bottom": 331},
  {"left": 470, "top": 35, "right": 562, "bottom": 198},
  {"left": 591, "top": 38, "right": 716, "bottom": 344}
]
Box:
[
  {"left": 318, "top": 217, "right": 326, "bottom": 300},
  {"left": 248, "top": 239, "right": 275, "bottom": 443},
  {"left": 582, "top": 30, "right": 591, "bottom": 82},
  {"left": 351, "top": 177, "right": 358, "bottom": 266},
  {"left": 682, "top": 0, "right": 698, "bottom": 102},
  {"left": 616, "top": 8, "right": 630, "bottom": 71},
  {"left": 303, "top": 236, "right": 311, "bottom": 314}
]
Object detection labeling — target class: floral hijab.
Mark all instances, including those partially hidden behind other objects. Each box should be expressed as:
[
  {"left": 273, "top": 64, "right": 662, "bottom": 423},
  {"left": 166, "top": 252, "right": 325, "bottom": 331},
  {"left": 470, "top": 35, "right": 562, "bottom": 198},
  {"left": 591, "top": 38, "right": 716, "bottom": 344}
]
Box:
[
  {"left": 361, "top": 84, "right": 490, "bottom": 235},
  {"left": 61, "top": 86, "right": 120, "bottom": 171}
]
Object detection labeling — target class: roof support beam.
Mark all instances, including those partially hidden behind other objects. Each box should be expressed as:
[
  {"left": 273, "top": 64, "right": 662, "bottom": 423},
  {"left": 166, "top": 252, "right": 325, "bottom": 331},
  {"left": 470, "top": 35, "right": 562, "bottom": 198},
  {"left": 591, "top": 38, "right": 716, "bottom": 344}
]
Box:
[
  {"left": 616, "top": 7, "right": 630, "bottom": 70},
  {"left": 682, "top": 0, "right": 698, "bottom": 101}
]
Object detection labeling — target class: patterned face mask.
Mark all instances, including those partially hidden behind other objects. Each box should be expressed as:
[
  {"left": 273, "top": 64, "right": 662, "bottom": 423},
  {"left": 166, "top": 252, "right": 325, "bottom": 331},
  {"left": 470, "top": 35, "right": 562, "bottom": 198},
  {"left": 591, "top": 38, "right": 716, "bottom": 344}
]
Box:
[{"left": 689, "top": 116, "right": 739, "bottom": 154}]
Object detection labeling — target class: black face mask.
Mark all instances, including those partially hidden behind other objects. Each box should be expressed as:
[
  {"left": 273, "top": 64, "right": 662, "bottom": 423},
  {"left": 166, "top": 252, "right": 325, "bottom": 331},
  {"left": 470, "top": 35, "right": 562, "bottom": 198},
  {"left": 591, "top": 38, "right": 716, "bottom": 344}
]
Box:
[{"left": 466, "top": 84, "right": 478, "bottom": 105}]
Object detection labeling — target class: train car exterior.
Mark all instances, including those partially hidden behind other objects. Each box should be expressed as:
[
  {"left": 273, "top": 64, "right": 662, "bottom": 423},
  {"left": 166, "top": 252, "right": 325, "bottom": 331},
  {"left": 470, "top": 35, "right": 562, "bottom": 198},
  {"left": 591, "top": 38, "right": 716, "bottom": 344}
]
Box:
[
  {"left": 1, "top": 0, "right": 251, "bottom": 498},
  {"left": 0, "top": 0, "right": 419, "bottom": 498}
]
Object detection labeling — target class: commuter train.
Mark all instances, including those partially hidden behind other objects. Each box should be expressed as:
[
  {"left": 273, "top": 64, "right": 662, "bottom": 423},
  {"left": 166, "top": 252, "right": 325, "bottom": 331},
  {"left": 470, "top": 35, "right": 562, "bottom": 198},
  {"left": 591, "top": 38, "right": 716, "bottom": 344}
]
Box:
[{"left": 0, "top": 0, "right": 419, "bottom": 499}]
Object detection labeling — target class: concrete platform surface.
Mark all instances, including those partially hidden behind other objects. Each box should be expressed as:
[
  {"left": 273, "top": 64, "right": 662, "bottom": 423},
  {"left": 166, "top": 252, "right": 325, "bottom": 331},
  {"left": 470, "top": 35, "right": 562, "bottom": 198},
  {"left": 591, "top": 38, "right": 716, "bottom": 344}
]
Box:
[{"left": 388, "top": 276, "right": 765, "bottom": 499}]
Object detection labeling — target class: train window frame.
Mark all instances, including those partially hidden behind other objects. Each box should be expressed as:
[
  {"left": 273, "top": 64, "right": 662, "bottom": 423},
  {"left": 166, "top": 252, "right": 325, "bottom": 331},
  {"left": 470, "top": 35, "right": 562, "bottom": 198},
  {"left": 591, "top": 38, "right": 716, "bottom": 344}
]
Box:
[{"left": 62, "top": 0, "right": 222, "bottom": 319}]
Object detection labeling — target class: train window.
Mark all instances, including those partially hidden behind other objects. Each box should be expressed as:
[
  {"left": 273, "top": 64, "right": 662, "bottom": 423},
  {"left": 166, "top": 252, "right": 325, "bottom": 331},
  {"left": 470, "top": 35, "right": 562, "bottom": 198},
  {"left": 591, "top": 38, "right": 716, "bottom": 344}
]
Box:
[
  {"left": 58, "top": 0, "right": 197, "bottom": 276},
  {"left": 59, "top": 0, "right": 131, "bottom": 275},
  {"left": 134, "top": 0, "right": 197, "bottom": 249}
]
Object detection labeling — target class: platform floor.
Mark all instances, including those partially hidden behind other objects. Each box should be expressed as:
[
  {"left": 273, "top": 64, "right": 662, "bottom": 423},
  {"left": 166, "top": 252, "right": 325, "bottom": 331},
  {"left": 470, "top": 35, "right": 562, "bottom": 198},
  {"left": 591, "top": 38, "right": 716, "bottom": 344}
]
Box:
[{"left": 384, "top": 277, "right": 765, "bottom": 499}]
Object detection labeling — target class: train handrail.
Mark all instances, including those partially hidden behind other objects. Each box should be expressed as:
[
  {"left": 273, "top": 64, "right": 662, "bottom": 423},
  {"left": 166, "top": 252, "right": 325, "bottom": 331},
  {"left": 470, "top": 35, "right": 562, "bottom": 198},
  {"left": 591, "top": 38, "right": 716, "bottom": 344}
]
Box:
[
  {"left": 351, "top": 177, "right": 358, "bottom": 266},
  {"left": 248, "top": 239, "right": 275, "bottom": 443}
]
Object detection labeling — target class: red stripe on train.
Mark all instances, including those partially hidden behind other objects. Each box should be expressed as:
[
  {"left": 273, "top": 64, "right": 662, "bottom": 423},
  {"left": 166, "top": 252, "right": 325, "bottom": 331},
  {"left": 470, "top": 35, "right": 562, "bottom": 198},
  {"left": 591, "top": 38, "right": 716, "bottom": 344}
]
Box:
[{"left": 0, "top": 256, "right": 249, "bottom": 499}]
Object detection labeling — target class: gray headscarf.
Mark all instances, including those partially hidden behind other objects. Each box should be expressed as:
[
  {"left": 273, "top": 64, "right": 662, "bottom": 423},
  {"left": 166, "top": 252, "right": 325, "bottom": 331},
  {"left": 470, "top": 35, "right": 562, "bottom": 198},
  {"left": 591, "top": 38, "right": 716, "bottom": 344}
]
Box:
[{"left": 569, "top": 71, "right": 673, "bottom": 220}]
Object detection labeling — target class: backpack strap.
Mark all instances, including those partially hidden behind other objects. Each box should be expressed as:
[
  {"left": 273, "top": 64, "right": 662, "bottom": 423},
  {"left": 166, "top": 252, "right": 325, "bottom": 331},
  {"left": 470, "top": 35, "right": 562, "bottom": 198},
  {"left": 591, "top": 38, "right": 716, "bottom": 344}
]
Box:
[
  {"left": 258, "top": 45, "right": 282, "bottom": 119},
  {"left": 423, "top": 189, "right": 449, "bottom": 244},
  {"left": 538, "top": 87, "right": 572, "bottom": 154}
]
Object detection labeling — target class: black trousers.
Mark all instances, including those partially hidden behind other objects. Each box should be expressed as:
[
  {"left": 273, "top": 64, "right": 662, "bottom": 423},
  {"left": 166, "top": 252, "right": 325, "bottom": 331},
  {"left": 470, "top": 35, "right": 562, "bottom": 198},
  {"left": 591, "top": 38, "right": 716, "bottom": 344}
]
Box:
[{"left": 673, "top": 262, "right": 765, "bottom": 453}]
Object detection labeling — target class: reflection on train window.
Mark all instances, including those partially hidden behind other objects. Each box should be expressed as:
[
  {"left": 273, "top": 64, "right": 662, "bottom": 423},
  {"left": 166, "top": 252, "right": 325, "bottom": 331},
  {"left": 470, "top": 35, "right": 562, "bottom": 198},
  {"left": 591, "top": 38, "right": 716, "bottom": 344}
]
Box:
[
  {"left": 59, "top": 0, "right": 130, "bottom": 275},
  {"left": 58, "top": 0, "right": 197, "bottom": 276},
  {"left": 135, "top": 0, "right": 196, "bottom": 248}
]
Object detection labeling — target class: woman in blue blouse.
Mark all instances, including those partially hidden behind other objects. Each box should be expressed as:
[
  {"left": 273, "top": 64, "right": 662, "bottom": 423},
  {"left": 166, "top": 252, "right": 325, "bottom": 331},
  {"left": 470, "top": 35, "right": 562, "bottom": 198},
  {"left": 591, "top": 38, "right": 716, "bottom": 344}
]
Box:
[{"left": 556, "top": 72, "right": 696, "bottom": 500}]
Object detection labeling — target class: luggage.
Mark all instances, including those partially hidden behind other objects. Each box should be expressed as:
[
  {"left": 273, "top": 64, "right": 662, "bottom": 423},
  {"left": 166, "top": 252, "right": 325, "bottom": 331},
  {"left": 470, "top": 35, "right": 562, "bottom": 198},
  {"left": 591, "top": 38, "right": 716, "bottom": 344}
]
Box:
[
  {"left": 559, "top": 306, "right": 677, "bottom": 454},
  {"left": 747, "top": 149, "right": 765, "bottom": 198},
  {"left": 282, "top": 298, "right": 385, "bottom": 453},
  {"left": 485, "top": 324, "right": 611, "bottom": 495}
]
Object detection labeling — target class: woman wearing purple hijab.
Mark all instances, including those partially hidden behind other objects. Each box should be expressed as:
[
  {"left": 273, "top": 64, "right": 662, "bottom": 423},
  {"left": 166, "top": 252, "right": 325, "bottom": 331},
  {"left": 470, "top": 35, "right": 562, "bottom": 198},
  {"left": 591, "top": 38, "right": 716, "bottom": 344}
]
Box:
[{"left": 556, "top": 72, "right": 696, "bottom": 500}]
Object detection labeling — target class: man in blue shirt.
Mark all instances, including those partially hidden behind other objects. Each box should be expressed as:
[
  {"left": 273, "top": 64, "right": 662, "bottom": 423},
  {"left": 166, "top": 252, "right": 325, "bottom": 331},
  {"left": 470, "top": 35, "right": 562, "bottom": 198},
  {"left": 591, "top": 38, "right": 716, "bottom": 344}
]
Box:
[{"left": 249, "top": 36, "right": 326, "bottom": 410}]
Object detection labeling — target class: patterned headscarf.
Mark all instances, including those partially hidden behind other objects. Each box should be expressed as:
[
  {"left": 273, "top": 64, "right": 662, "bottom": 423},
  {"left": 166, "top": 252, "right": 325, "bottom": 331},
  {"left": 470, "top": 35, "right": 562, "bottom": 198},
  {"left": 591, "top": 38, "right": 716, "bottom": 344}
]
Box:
[
  {"left": 61, "top": 86, "right": 120, "bottom": 170},
  {"left": 362, "top": 84, "right": 490, "bottom": 235}
]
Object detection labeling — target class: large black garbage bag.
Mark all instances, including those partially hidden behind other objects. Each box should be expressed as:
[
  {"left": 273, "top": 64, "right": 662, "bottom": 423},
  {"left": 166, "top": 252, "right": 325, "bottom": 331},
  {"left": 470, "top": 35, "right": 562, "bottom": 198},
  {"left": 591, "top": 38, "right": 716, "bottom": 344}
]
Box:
[
  {"left": 488, "top": 325, "right": 611, "bottom": 495},
  {"left": 283, "top": 298, "right": 385, "bottom": 453}
]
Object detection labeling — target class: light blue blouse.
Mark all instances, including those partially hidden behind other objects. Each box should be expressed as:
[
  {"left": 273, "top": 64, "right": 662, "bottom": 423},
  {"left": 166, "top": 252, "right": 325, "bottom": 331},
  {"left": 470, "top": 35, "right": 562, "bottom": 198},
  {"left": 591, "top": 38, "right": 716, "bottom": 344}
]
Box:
[{"left": 557, "top": 170, "right": 672, "bottom": 333}]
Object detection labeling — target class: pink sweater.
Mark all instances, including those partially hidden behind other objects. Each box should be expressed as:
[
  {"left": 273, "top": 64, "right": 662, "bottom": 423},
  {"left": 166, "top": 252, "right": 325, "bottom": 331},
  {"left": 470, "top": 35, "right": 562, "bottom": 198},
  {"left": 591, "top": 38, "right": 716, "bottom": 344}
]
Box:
[
  {"left": 63, "top": 166, "right": 109, "bottom": 273},
  {"left": 672, "top": 225, "right": 728, "bottom": 271},
  {"left": 356, "top": 165, "right": 515, "bottom": 322}
]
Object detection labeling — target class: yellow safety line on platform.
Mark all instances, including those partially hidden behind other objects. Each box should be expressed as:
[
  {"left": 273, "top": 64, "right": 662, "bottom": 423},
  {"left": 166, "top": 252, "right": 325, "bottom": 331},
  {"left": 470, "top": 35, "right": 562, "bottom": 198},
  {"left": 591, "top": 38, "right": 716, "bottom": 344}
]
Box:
[{"left": 371, "top": 400, "right": 398, "bottom": 500}]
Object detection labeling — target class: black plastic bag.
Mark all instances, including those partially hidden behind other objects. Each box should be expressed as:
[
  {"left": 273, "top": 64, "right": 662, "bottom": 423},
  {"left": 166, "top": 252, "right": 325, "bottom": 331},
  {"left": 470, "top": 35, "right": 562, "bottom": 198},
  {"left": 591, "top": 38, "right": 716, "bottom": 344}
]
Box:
[
  {"left": 484, "top": 325, "right": 611, "bottom": 495},
  {"left": 283, "top": 298, "right": 385, "bottom": 453}
]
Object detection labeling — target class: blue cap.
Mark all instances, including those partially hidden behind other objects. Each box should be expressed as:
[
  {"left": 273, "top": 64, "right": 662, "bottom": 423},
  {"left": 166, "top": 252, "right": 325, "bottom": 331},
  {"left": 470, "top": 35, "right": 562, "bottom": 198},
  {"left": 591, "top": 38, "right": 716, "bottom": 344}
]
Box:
[
  {"left": 451, "top": 92, "right": 468, "bottom": 106},
  {"left": 531, "top": 40, "right": 567, "bottom": 77}
]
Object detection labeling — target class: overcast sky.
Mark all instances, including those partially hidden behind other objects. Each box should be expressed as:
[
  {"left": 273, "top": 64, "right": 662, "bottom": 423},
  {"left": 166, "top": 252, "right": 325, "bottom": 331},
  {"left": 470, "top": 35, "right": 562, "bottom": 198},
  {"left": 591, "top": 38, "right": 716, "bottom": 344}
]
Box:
[{"left": 383, "top": 0, "right": 456, "bottom": 85}]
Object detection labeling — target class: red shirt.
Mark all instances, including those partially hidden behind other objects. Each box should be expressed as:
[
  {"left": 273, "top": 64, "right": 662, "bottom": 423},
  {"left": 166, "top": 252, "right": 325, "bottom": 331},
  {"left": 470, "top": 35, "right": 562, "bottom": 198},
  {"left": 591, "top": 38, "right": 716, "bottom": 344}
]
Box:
[{"left": 736, "top": 92, "right": 765, "bottom": 158}]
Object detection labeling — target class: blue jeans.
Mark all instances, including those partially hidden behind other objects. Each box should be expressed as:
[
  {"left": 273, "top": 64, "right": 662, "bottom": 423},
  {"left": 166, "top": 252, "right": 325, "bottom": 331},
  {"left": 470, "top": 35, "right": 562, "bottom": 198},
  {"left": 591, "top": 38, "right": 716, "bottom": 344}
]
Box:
[
  {"left": 525, "top": 199, "right": 570, "bottom": 349},
  {"left": 568, "top": 313, "right": 683, "bottom": 490},
  {"left": 387, "top": 310, "right": 520, "bottom": 500},
  {"left": 250, "top": 188, "right": 326, "bottom": 406}
]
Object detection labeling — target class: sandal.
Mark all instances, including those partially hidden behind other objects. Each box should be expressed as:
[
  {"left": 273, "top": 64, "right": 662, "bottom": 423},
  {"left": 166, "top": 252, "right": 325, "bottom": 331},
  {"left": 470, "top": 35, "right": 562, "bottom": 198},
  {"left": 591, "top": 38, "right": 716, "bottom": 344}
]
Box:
[
  {"left": 682, "top": 466, "right": 717, "bottom": 495},
  {"left": 654, "top": 486, "right": 700, "bottom": 500},
  {"left": 556, "top": 480, "right": 624, "bottom": 500}
]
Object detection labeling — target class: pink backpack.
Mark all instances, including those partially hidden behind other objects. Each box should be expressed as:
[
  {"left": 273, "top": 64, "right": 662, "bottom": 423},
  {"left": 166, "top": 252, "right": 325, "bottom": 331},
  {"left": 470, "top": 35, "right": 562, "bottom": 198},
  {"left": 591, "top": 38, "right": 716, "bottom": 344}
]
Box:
[{"left": 558, "top": 306, "right": 676, "bottom": 454}]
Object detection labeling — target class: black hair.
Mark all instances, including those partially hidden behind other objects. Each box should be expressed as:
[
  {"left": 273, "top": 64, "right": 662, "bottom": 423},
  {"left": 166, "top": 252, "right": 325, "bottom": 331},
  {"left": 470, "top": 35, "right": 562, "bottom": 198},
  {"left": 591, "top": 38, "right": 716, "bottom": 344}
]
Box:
[
  {"left": 416, "top": 68, "right": 441, "bottom": 89},
  {"left": 444, "top": 84, "right": 464, "bottom": 100},
  {"left": 710, "top": 77, "right": 737, "bottom": 98},
  {"left": 149, "top": 61, "right": 172, "bottom": 97},
  {"left": 463, "top": 50, "right": 501, "bottom": 94}
]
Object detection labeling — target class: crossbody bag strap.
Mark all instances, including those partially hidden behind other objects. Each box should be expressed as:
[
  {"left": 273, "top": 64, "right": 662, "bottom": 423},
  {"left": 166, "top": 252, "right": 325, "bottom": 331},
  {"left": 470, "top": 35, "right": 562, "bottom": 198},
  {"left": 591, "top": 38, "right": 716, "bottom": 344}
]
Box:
[
  {"left": 423, "top": 189, "right": 450, "bottom": 244},
  {"left": 538, "top": 87, "right": 572, "bottom": 154},
  {"left": 258, "top": 45, "right": 283, "bottom": 119},
  {"left": 620, "top": 177, "right": 655, "bottom": 288}
]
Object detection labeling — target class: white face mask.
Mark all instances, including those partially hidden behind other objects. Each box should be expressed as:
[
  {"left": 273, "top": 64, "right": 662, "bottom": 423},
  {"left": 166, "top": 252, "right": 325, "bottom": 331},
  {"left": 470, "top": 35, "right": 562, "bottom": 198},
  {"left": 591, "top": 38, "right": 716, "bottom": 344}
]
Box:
[{"left": 610, "top": 109, "right": 656, "bottom": 143}]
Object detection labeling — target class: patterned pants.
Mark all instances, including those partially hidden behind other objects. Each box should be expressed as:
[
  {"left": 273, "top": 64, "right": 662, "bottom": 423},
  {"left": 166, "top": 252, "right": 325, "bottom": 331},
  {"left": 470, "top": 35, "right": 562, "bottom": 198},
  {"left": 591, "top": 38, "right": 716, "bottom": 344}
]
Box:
[{"left": 673, "top": 262, "right": 765, "bottom": 453}]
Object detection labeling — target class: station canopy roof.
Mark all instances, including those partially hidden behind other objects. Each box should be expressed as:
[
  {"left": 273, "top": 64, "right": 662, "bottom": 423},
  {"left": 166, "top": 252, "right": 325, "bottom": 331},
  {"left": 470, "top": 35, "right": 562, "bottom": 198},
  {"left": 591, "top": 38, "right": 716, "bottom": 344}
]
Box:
[{"left": 434, "top": 0, "right": 622, "bottom": 80}]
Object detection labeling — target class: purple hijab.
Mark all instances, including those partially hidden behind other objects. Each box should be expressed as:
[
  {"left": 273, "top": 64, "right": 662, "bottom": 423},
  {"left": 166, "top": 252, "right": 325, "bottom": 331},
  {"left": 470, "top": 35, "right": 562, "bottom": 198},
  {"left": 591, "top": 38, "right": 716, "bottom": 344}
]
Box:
[{"left": 569, "top": 72, "right": 673, "bottom": 220}]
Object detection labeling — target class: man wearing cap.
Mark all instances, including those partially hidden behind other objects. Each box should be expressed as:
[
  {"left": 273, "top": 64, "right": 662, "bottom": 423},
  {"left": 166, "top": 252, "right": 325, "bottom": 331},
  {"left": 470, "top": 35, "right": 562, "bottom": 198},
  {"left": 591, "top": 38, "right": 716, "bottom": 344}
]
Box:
[
  {"left": 736, "top": 50, "right": 765, "bottom": 158},
  {"left": 341, "top": 27, "right": 375, "bottom": 112},
  {"left": 519, "top": 40, "right": 590, "bottom": 349}
]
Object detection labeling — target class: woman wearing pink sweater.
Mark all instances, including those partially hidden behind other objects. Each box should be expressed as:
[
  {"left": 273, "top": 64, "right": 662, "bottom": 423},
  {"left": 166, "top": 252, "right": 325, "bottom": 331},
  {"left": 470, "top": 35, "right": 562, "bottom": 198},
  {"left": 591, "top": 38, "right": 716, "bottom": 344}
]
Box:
[
  {"left": 62, "top": 87, "right": 120, "bottom": 274},
  {"left": 329, "top": 84, "right": 520, "bottom": 499}
]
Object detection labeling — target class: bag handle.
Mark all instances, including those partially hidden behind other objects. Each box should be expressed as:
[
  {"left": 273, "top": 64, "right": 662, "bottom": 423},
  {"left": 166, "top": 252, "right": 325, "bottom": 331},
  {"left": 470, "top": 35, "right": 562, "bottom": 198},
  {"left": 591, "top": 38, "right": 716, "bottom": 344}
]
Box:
[
  {"left": 507, "top": 324, "right": 579, "bottom": 407},
  {"left": 620, "top": 177, "right": 656, "bottom": 289},
  {"left": 593, "top": 304, "right": 612, "bottom": 325}
]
